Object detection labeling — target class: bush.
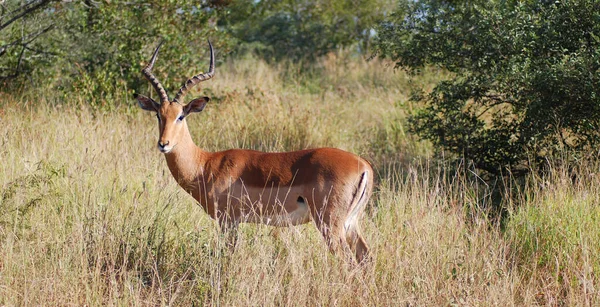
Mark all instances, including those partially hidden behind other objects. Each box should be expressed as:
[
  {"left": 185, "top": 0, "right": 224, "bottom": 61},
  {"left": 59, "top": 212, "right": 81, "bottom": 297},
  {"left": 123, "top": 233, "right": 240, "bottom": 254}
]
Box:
[{"left": 376, "top": 0, "right": 600, "bottom": 176}]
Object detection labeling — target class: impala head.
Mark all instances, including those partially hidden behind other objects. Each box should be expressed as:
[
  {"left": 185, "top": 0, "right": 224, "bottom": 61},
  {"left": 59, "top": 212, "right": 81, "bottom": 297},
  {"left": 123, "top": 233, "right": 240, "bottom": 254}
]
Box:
[{"left": 136, "top": 40, "right": 215, "bottom": 153}]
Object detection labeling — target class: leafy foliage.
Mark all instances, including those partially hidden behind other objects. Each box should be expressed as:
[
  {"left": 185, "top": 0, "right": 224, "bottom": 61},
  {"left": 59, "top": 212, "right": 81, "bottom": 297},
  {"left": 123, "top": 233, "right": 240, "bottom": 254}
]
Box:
[
  {"left": 57, "top": 0, "right": 230, "bottom": 108},
  {"left": 0, "top": 0, "right": 57, "bottom": 85},
  {"left": 376, "top": 0, "right": 600, "bottom": 175},
  {"left": 1, "top": 1, "right": 231, "bottom": 108},
  {"left": 221, "top": 0, "right": 396, "bottom": 62},
  {"left": 1, "top": 0, "right": 396, "bottom": 107}
]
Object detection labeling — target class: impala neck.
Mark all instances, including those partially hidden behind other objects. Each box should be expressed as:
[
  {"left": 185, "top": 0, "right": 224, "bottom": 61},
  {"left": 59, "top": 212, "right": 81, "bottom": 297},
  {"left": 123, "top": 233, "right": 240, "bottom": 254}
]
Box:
[{"left": 163, "top": 123, "right": 206, "bottom": 185}]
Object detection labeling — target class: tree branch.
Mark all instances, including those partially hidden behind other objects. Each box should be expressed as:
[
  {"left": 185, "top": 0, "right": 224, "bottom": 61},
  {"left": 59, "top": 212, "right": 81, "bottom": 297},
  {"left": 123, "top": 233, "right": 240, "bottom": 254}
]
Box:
[
  {"left": 0, "top": 24, "right": 54, "bottom": 80},
  {"left": 0, "top": 46, "right": 26, "bottom": 81},
  {"left": 0, "top": 0, "right": 55, "bottom": 32},
  {"left": 0, "top": 24, "right": 54, "bottom": 51},
  {"left": 476, "top": 94, "right": 517, "bottom": 118}
]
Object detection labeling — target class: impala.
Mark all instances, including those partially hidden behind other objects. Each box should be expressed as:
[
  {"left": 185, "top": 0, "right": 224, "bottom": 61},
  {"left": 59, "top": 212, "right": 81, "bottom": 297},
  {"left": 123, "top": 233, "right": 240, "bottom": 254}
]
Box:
[{"left": 135, "top": 41, "right": 374, "bottom": 263}]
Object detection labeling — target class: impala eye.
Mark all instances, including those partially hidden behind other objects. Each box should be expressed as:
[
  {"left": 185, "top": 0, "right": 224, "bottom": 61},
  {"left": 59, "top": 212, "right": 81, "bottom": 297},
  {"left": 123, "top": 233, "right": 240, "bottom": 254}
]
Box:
[{"left": 177, "top": 114, "right": 185, "bottom": 121}]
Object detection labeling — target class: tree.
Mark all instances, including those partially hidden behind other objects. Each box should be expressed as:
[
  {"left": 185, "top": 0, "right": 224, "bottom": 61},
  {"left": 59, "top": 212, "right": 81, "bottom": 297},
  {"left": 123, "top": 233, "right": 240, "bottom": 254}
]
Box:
[{"left": 376, "top": 0, "right": 600, "bottom": 176}]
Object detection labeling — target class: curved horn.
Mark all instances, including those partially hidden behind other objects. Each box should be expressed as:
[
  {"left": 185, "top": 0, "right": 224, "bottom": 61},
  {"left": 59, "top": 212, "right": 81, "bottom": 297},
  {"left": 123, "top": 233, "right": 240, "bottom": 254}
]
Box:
[
  {"left": 173, "top": 40, "right": 215, "bottom": 104},
  {"left": 142, "top": 41, "right": 169, "bottom": 103}
]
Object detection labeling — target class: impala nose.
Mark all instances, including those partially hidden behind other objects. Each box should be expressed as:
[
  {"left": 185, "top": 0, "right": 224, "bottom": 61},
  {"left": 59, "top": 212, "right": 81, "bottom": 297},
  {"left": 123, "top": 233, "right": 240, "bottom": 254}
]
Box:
[{"left": 158, "top": 140, "right": 170, "bottom": 149}]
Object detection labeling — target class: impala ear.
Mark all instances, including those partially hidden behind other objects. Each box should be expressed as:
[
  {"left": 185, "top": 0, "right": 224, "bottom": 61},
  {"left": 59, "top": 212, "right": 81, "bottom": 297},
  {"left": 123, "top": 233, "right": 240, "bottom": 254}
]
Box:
[
  {"left": 135, "top": 94, "right": 159, "bottom": 111},
  {"left": 184, "top": 97, "right": 209, "bottom": 115}
]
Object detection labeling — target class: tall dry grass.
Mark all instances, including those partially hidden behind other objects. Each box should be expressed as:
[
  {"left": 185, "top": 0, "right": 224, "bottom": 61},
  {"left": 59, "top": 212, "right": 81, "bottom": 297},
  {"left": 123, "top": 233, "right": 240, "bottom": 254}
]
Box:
[{"left": 1, "top": 53, "right": 599, "bottom": 305}]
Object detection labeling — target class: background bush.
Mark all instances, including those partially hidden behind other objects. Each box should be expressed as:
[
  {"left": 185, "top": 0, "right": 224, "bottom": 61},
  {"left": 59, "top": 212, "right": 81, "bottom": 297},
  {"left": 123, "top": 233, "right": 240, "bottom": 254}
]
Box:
[{"left": 376, "top": 0, "right": 600, "bottom": 176}]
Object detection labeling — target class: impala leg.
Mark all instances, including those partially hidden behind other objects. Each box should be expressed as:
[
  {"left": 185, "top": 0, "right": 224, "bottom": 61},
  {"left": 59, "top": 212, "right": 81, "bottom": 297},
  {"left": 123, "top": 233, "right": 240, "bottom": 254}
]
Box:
[
  {"left": 310, "top": 194, "right": 353, "bottom": 261},
  {"left": 315, "top": 218, "right": 346, "bottom": 255},
  {"left": 345, "top": 226, "right": 370, "bottom": 264},
  {"left": 314, "top": 213, "right": 369, "bottom": 264},
  {"left": 343, "top": 171, "right": 372, "bottom": 264},
  {"left": 343, "top": 202, "right": 371, "bottom": 264}
]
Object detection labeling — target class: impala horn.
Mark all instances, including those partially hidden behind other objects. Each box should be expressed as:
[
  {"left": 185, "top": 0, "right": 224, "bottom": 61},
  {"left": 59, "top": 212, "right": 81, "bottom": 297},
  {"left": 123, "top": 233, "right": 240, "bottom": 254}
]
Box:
[
  {"left": 142, "top": 41, "right": 169, "bottom": 103},
  {"left": 172, "top": 40, "right": 215, "bottom": 104}
]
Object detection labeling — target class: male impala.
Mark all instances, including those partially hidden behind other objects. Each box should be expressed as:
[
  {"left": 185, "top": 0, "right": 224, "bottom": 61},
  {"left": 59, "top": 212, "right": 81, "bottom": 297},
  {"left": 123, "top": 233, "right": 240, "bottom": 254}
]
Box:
[{"left": 135, "top": 41, "right": 373, "bottom": 263}]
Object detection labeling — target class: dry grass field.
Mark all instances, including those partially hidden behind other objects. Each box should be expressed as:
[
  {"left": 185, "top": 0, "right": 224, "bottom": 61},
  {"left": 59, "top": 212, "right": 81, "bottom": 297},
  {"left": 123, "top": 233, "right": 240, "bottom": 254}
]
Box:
[{"left": 1, "top": 54, "right": 600, "bottom": 305}]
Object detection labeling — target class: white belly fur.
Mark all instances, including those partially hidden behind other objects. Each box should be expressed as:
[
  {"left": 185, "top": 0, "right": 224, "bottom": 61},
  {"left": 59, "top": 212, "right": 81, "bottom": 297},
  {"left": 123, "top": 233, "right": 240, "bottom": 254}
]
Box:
[
  {"left": 219, "top": 183, "right": 312, "bottom": 226},
  {"left": 237, "top": 197, "right": 310, "bottom": 226}
]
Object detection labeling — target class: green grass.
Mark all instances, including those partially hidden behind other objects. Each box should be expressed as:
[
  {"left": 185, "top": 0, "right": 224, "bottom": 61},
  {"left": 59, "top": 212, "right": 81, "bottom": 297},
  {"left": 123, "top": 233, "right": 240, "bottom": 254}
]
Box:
[
  {"left": 1, "top": 53, "right": 599, "bottom": 305},
  {"left": 505, "top": 166, "right": 600, "bottom": 304}
]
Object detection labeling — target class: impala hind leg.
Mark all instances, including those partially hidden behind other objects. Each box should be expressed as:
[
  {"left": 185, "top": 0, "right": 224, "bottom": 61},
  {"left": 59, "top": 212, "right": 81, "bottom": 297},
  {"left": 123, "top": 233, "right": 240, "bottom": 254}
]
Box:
[
  {"left": 314, "top": 219, "right": 349, "bottom": 260},
  {"left": 345, "top": 224, "right": 369, "bottom": 264},
  {"left": 310, "top": 194, "right": 355, "bottom": 262},
  {"left": 343, "top": 171, "right": 372, "bottom": 264},
  {"left": 317, "top": 221, "right": 368, "bottom": 264}
]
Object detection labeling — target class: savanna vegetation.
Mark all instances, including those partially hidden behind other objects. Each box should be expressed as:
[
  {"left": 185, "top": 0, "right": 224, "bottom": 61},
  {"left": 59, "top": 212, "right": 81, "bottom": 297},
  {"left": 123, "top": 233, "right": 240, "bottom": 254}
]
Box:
[{"left": 1, "top": 0, "right": 600, "bottom": 305}]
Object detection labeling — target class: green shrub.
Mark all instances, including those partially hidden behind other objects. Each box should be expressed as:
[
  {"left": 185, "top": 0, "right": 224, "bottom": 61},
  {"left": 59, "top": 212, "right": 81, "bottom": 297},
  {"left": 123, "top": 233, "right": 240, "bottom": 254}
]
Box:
[{"left": 376, "top": 0, "right": 600, "bottom": 176}]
